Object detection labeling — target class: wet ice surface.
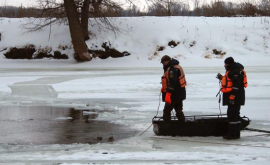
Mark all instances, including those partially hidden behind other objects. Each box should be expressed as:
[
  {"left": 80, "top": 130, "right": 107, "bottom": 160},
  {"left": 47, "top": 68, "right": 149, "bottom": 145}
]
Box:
[
  {"left": 0, "top": 67, "right": 270, "bottom": 164},
  {"left": 0, "top": 106, "right": 137, "bottom": 145}
]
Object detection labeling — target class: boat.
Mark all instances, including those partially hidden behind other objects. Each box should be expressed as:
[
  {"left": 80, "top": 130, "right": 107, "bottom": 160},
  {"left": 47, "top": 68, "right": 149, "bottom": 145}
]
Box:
[{"left": 152, "top": 114, "right": 250, "bottom": 136}]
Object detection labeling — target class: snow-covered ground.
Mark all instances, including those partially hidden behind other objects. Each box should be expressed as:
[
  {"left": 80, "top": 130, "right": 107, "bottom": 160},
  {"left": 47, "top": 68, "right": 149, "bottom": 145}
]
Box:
[
  {"left": 0, "top": 16, "right": 270, "bottom": 164},
  {"left": 1, "top": 17, "right": 270, "bottom": 68}
]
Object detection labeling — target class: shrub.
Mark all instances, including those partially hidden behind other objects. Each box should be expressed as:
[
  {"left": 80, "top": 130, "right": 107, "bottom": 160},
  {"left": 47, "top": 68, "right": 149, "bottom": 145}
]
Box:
[{"left": 4, "top": 47, "right": 36, "bottom": 59}]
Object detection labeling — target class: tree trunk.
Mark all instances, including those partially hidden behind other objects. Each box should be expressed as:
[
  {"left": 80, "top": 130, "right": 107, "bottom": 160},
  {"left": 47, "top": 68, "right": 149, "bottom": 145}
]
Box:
[
  {"left": 81, "top": 0, "right": 90, "bottom": 40},
  {"left": 64, "top": 0, "right": 91, "bottom": 61}
]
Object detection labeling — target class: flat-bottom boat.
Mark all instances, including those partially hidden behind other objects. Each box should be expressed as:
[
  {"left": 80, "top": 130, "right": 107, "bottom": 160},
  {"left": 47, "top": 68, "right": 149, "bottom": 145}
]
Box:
[{"left": 152, "top": 114, "right": 250, "bottom": 136}]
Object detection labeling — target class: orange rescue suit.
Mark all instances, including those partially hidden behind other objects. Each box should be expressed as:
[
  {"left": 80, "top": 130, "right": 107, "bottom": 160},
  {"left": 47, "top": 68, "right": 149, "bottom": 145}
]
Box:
[
  {"left": 221, "top": 69, "right": 248, "bottom": 93},
  {"left": 161, "top": 65, "right": 187, "bottom": 93}
]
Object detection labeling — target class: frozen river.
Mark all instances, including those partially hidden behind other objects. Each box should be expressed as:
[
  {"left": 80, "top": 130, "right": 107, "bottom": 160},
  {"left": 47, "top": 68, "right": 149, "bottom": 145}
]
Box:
[{"left": 0, "top": 66, "right": 270, "bottom": 164}]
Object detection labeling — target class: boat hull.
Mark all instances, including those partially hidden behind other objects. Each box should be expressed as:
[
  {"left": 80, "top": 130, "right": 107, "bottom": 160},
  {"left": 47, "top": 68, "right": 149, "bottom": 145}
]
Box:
[{"left": 152, "top": 115, "right": 250, "bottom": 136}]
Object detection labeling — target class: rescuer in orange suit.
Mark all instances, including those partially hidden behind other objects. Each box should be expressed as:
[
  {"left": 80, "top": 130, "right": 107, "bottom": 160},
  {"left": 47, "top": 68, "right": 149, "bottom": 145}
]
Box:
[
  {"left": 217, "top": 57, "right": 247, "bottom": 140},
  {"left": 160, "top": 55, "right": 187, "bottom": 122}
]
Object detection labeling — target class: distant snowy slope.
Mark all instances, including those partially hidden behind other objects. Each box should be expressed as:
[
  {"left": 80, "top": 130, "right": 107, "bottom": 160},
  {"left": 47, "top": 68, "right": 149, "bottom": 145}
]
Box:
[{"left": 0, "top": 17, "right": 269, "bottom": 68}]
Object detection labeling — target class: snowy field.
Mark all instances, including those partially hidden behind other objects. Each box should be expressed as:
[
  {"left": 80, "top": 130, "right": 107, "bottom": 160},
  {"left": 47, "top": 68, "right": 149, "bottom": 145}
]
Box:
[{"left": 0, "top": 16, "right": 270, "bottom": 164}]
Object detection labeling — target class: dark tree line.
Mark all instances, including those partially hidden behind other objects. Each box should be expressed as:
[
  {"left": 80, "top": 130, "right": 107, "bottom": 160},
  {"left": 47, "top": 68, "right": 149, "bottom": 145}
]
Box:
[
  {"left": 192, "top": 0, "right": 264, "bottom": 17},
  {"left": 1, "top": 0, "right": 270, "bottom": 18}
]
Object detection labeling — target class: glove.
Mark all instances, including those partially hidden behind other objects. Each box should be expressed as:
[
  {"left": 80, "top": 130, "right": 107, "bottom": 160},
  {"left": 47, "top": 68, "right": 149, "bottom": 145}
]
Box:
[
  {"left": 229, "top": 95, "right": 235, "bottom": 105},
  {"left": 216, "top": 73, "right": 223, "bottom": 80},
  {"left": 165, "top": 93, "right": 172, "bottom": 104}
]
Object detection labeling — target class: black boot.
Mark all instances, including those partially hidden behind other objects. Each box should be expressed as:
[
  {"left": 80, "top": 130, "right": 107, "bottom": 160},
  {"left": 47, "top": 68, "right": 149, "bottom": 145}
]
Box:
[
  {"left": 176, "top": 111, "right": 185, "bottom": 122},
  {"left": 236, "top": 121, "right": 241, "bottom": 139},
  {"left": 223, "top": 122, "right": 238, "bottom": 140},
  {"left": 163, "top": 114, "right": 171, "bottom": 122},
  {"left": 176, "top": 114, "right": 185, "bottom": 122}
]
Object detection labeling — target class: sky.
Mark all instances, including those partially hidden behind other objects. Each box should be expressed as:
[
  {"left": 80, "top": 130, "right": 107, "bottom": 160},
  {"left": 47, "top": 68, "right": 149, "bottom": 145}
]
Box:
[{"left": 0, "top": 0, "right": 37, "bottom": 7}]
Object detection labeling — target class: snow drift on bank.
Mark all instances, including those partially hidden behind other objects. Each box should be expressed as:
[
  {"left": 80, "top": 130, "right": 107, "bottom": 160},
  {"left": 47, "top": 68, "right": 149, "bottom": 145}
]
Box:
[{"left": 0, "top": 17, "right": 270, "bottom": 68}]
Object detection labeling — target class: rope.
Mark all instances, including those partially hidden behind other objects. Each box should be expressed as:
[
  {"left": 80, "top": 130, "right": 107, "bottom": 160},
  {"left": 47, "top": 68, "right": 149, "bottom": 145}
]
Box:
[
  {"left": 218, "top": 95, "right": 222, "bottom": 117},
  {"left": 155, "top": 92, "right": 162, "bottom": 117},
  {"left": 216, "top": 80, "right": 222, "bottom": 117},
  {"left": 244, "top": 127, "right": 270, "bottom": 134},
  {"left": 139, "top": 92, "right": 162, "bottom": 136}
]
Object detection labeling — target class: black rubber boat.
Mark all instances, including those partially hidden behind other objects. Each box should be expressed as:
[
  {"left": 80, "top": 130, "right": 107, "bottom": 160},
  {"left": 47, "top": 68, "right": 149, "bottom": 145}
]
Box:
[{"left": 152, "top": 114, "right": 250, "bottom": 136}]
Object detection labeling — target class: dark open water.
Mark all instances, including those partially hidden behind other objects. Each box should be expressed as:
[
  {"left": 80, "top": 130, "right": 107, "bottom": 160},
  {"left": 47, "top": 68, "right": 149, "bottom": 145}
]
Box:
[{"left": 0, "top": 106, "right": 137, "bottom": 145}]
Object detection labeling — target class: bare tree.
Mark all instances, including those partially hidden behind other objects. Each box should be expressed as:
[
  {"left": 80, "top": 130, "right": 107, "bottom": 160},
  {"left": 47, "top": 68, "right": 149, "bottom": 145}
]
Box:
[
  {"left": 192, "top": 0, "right": 201, "bottom": 15},
  {"left": 225, "top": 2, "right": 236, "bottom": 16},
  {"left": 92, "top": 0, "right": 103, "bottom": 16},
  {"left": 23, "top": 0, "right": 123, "bottom": 61},
  {"left": 123, "top": 4, "right": 141, "bottom": 16},
  {"left": 64, "top": 0, "right": 91, "bottom": 61},
  {"left": 259, "top": 0, "right": 270, "bottom": 15},
  {"left": 81, "top": 0, "right": 90, "bottom": 40},
  {"left": 147, "top": 0, "right": 188, "bottom": 16},
  {"left": 147, "top": 0, "right": 182, "bottom": 16},
  {"left": 148, "top": 2, "right": 166, "bottom": 16},
  {"left": 213, "top": 0, "right": 227, "bottom": 16},
  {"left": 238, "top": 0, "right": 258, "bottom": 16}
]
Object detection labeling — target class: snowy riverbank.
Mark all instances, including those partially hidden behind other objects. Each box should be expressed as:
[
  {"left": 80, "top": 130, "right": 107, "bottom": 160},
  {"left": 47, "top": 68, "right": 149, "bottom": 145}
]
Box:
[{"left": 1, "top": 17, "right": 270, "bottom": 68}]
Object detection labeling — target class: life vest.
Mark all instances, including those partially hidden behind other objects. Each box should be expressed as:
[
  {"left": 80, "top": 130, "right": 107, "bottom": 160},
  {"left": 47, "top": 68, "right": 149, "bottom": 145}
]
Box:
[
  {"left": 242, "top": 69, "right": 248, "bottom": 88},
  {"left": 221, "top": 69, "right": 248, "bottom": 93},
  {"left": 161, "top": 65, "right": 187, "bottom": 92}
]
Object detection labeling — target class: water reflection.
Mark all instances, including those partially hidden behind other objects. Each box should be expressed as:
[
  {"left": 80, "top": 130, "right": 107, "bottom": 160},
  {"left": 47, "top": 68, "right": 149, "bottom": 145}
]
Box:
[{"left": 0, "top": 106, "right": 136, "bottom": 145}]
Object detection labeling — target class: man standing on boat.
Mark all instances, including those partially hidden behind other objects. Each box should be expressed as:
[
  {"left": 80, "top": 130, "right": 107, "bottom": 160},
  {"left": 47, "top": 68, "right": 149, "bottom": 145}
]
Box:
[
  {"left": 160, "top": 55, "right": 187, "bottom": 122},
  {"left": 217, "top": 57, "right": 247, "bottom": 140}
]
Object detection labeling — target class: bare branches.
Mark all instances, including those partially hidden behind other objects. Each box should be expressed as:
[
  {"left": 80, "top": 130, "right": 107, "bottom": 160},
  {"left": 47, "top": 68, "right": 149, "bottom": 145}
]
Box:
[
  {"left": 147, "top": 0, "right": 177, "bottom": 16},
  {"left": 22, "top": 17, "right": 64, "bottom": 32},
  {"left": 22, "top": 0, "right": 122, "bottom": 33},
  {"left": 146, "top": 0, "right": 189, "bottom": 16},
  {"left": 2, "top": 1, "right": 270, "bottom": 20}
]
